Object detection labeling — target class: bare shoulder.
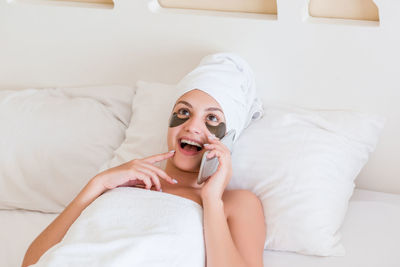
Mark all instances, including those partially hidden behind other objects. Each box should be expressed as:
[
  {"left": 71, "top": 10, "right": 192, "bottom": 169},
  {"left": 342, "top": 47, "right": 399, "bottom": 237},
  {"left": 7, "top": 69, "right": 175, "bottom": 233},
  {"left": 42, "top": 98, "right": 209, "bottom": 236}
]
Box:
[{"left": 222, "top": 189, "right": 263, "bottom": 219}]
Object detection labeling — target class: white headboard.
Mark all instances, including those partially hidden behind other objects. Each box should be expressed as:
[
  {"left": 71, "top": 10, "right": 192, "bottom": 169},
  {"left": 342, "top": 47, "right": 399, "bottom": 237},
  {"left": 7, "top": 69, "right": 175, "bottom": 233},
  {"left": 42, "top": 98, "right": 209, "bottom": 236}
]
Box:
[{"left": 1, "top": 0, "right": 399, "bottom": 194}]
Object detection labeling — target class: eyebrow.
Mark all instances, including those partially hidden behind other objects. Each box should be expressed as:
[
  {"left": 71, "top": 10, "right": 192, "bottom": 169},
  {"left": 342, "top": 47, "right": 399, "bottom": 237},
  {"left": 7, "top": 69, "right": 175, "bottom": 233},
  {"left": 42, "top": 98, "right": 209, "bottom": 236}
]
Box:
[
  {"left": 175, "top": 100, "right": 192, "bottom": 108},
  {"left": 175, "top": 100, "right": 224, "bottom": 114}
]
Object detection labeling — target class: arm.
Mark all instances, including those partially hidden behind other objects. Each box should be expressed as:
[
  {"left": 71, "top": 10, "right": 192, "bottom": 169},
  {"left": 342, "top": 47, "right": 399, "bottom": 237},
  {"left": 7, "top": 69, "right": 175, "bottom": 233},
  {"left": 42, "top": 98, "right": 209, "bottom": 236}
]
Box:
[
  {"left": 21, "top": 177, "right": 105, "bottom": 267},
  {"left": 202, "top": 190, "right": 266, "bottom": 267},
  {"left": 201, "top": 135, "right": 266, "bottom": 267},
  {"left": 22, "top": 151, "right": 176, "bottom": 267}
]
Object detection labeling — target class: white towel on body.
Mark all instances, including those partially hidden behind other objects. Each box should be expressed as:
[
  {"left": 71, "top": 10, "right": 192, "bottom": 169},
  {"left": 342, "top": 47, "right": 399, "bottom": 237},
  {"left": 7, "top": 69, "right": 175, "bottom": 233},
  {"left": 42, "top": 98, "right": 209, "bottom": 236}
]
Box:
[{"left": 32, "top": 187, "right": 205, "bottom": 267}]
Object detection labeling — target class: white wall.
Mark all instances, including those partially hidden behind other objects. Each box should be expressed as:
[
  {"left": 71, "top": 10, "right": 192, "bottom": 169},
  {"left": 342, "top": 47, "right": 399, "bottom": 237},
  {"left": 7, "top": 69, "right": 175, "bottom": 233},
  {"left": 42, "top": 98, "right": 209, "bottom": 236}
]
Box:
[{"left": 0, "top": 0, "right": 399, "bottom": 193}]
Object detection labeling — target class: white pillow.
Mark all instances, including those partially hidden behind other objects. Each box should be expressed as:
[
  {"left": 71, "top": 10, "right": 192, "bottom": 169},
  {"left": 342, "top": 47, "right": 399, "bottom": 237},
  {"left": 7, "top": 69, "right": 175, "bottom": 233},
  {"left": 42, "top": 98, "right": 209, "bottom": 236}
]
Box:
[
  {"left": 103, "top": 81, "right": 175, "bottom": 170},
  {"left": 0, "top": 85, "right": 134, "bottom": 212},
  {"left": 105, "top": 80, "right": 385, "bottom": 256},
  {"left": 228, "top": 105, "right": 385, "bottom": 256}
]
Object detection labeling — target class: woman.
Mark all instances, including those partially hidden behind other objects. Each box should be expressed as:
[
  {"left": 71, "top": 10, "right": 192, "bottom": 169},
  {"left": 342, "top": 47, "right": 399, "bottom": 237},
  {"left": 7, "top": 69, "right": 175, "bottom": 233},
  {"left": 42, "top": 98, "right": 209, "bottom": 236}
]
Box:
[{"left": 22, "top": 53, "right": 266, "bottom": 267}]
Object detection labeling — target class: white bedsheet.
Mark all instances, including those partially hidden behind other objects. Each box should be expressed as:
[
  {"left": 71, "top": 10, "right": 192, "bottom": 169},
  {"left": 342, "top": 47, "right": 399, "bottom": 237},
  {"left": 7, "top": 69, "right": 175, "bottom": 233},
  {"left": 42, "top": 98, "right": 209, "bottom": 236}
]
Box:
[
  {"left": 0, "top": 209, "right": 57, "bottom": 267},
  {"left": 1, "top": 189, "right": 400, "bottom": 267}
]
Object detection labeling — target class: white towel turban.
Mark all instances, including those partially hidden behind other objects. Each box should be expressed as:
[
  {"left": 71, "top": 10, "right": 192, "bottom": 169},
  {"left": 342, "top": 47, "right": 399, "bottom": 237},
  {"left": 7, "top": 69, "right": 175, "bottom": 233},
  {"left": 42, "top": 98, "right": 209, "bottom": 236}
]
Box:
[{"left": 175, "top": 52, "right": 263, "bottom": 142}]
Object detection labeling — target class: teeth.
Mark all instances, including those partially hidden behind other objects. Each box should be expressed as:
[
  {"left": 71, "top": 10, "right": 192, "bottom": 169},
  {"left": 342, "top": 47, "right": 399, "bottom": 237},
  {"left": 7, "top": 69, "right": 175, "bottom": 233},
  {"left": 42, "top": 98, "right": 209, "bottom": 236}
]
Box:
[{"left": 181, "top": 139, "right": 202, "bottom": 148}]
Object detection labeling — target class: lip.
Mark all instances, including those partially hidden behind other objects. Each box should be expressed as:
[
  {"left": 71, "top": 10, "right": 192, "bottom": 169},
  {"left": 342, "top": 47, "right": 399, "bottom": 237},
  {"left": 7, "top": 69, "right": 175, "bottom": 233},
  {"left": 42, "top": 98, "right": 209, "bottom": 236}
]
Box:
[
  {"left": 178, "top": 137, "right": 203, "bottom": 157},
  {"left": 179, "top": 136, "right": 204, "bottom": 146}
]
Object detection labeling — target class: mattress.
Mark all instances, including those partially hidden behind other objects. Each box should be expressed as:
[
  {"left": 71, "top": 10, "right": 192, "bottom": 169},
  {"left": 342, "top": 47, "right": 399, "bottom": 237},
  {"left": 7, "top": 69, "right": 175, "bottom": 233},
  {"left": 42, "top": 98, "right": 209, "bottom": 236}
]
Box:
[{"left": 1, "top": 189, "right": 399, "bottom": 267}]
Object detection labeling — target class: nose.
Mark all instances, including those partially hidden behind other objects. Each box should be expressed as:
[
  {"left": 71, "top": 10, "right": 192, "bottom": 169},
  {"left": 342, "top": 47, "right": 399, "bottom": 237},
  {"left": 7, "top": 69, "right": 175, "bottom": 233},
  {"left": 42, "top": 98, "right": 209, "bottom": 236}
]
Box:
[{"left": 183, "top": 116, "right": 203, "bottom": 135}]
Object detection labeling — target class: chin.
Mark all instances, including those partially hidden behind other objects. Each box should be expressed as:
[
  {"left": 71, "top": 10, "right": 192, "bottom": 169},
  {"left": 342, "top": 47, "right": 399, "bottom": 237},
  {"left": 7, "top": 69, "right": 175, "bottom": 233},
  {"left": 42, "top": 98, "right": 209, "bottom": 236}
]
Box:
[{"left": 173, "top": 155, "right": 200, "bottom": 173}]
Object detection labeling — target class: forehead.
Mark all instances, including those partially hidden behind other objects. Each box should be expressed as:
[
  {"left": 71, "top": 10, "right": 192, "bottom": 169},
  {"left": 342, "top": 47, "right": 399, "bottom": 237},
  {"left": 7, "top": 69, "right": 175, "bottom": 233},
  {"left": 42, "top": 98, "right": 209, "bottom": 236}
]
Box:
[{"left": 175, "top": 89, "right": 222, "bottom": 111}]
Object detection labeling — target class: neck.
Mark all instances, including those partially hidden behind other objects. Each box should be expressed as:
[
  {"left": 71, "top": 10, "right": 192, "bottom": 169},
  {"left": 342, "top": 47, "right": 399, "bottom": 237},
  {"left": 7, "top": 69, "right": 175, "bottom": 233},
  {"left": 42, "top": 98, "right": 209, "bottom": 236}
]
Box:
[{"left": 163, "top": 159, "right": 203, "bottom": 189}]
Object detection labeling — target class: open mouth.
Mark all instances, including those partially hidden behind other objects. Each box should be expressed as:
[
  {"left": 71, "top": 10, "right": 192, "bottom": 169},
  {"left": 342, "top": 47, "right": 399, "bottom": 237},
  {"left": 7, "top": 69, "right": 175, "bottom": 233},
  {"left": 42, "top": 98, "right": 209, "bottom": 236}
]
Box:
[{"left": 179, "top": 138, "right": 203, "bottom": 153}]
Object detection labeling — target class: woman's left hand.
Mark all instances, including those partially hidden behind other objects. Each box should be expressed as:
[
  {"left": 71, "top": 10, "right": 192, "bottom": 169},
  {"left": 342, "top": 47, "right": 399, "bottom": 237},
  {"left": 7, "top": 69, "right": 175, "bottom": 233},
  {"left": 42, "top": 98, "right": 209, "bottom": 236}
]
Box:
[{"left": 200, "top": 134, "right": 232, "bottom": 202}]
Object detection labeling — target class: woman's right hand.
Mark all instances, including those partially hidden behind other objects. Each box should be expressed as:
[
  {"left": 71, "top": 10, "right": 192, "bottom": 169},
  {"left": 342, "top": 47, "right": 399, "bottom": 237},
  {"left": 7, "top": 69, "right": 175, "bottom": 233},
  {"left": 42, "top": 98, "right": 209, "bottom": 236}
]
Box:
[{"left": 93, "top": 150, "right": 177, "bottom": 195}]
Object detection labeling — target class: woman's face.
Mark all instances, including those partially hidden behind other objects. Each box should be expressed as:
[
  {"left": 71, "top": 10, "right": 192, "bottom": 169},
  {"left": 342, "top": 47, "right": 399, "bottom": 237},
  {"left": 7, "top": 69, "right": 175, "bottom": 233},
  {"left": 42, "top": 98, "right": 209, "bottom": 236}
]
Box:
[{"left": 167, "top": 89, "right": 226, "bottom": 172}]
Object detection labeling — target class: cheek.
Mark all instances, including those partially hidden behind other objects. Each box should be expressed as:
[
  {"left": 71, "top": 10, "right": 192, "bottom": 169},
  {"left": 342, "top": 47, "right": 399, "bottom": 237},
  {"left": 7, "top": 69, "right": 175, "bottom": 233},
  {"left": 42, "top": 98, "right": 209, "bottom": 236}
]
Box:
[{"left": 167, "top": 127, "right": 179, "bottom": 149}]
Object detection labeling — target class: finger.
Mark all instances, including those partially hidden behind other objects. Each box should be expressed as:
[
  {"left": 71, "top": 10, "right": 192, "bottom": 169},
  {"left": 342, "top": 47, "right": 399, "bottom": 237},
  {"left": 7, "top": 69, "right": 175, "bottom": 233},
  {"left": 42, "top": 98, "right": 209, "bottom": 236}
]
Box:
[
  {"left": 138, "top": 162, "right": 177, "bottom": 185},
  {"left": 136, "top": 167, "right": 161, "bottom": 191},
  {"left": 119, "top": 170, "right": 147, "bottom": 188},
  {"left": 206, "top": 150, "right": 216, "bottom": 159},
  {"left": 206, "top": 148, "right": 225, "bottom": 159},
  {"left": 203, "top": 144, "right": 227, "bottom": 153},
  {"left": 143, "top": 150, "right": 175, "bottom": 164},
  {"left": 205, "top": 143, "right": 223, "bottom": 155},
  {"left": 205, "top": 138, "right": 230, "bottom": 154},
  {"left": 141, "top": 175, "right": 153, "bottom": 190},
  {"left": 131, "top": 170, "right": 153, "bottom": 190},
  {"left": 207, "top": 134, "right": 220, "bottom": 143},
  {"left": 203, "top": 143, "right": 215, "bottom": 150}
]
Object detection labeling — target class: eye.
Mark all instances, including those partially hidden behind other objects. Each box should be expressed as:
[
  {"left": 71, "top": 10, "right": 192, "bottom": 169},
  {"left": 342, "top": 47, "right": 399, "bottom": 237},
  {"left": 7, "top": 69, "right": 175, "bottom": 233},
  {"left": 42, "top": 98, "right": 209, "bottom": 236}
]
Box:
[
  {"left": 177, "top": 108, "right": 190, "bottom": 118},
  {"left": 207, "top": 114, "right": 218, "bottom": 122},
  {"left": 206, "top": 114, "right": 219, "bottom": 124}
]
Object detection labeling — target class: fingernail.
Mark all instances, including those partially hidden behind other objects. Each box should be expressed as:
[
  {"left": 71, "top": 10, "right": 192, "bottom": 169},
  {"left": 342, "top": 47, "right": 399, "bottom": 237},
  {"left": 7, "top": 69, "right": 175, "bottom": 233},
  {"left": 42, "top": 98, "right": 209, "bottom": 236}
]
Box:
[
  {"left": 208, "top": 135, "right": 214, "bottom": 140},
  {"left": 169, "top": 150, "right": 175, "bottom": 153},
  {"left": 172, "top": 179, "right": 178, "bottom": 184},
  {"left": 203, "top": 143, "right": 210, "bottom": 146}
]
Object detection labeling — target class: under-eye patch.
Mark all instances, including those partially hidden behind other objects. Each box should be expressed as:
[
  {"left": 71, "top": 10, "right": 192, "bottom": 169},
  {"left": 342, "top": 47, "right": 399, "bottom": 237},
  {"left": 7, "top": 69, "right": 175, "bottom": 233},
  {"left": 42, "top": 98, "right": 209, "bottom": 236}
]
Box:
[
  {"left": 169, "top": 112, "right": 226, "bottom": 139},
  {"left": 169, "top": 113, "right": 189, "bottom": 127},
  {"left": 206, "top": 122, "right": 226, "bottom": 139}
]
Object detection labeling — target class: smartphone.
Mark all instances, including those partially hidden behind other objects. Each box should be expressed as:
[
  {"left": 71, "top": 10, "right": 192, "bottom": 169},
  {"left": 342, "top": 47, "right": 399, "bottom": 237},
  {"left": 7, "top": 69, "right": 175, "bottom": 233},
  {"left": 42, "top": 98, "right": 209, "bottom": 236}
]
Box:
[{"left": 197, "top": 129, "right": 236, "bottom": 185}]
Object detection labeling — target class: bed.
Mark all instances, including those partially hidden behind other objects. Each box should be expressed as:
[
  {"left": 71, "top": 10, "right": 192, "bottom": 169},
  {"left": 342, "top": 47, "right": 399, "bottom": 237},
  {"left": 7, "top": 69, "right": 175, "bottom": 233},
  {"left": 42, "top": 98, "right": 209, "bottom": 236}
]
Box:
[
  {"left": 2, "top": 189, "right": 400, "bottom": 267},
  {"left": 1, "top": 0, "right": 399, "bottom": 266}
]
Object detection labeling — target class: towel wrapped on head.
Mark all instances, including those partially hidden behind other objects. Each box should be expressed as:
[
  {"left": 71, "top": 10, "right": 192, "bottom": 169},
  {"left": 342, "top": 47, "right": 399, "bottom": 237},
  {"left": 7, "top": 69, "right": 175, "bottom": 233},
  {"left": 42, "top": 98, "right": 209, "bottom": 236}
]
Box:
[{"left": 175, "top": 52, "right": 263, "bottom": 142}]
